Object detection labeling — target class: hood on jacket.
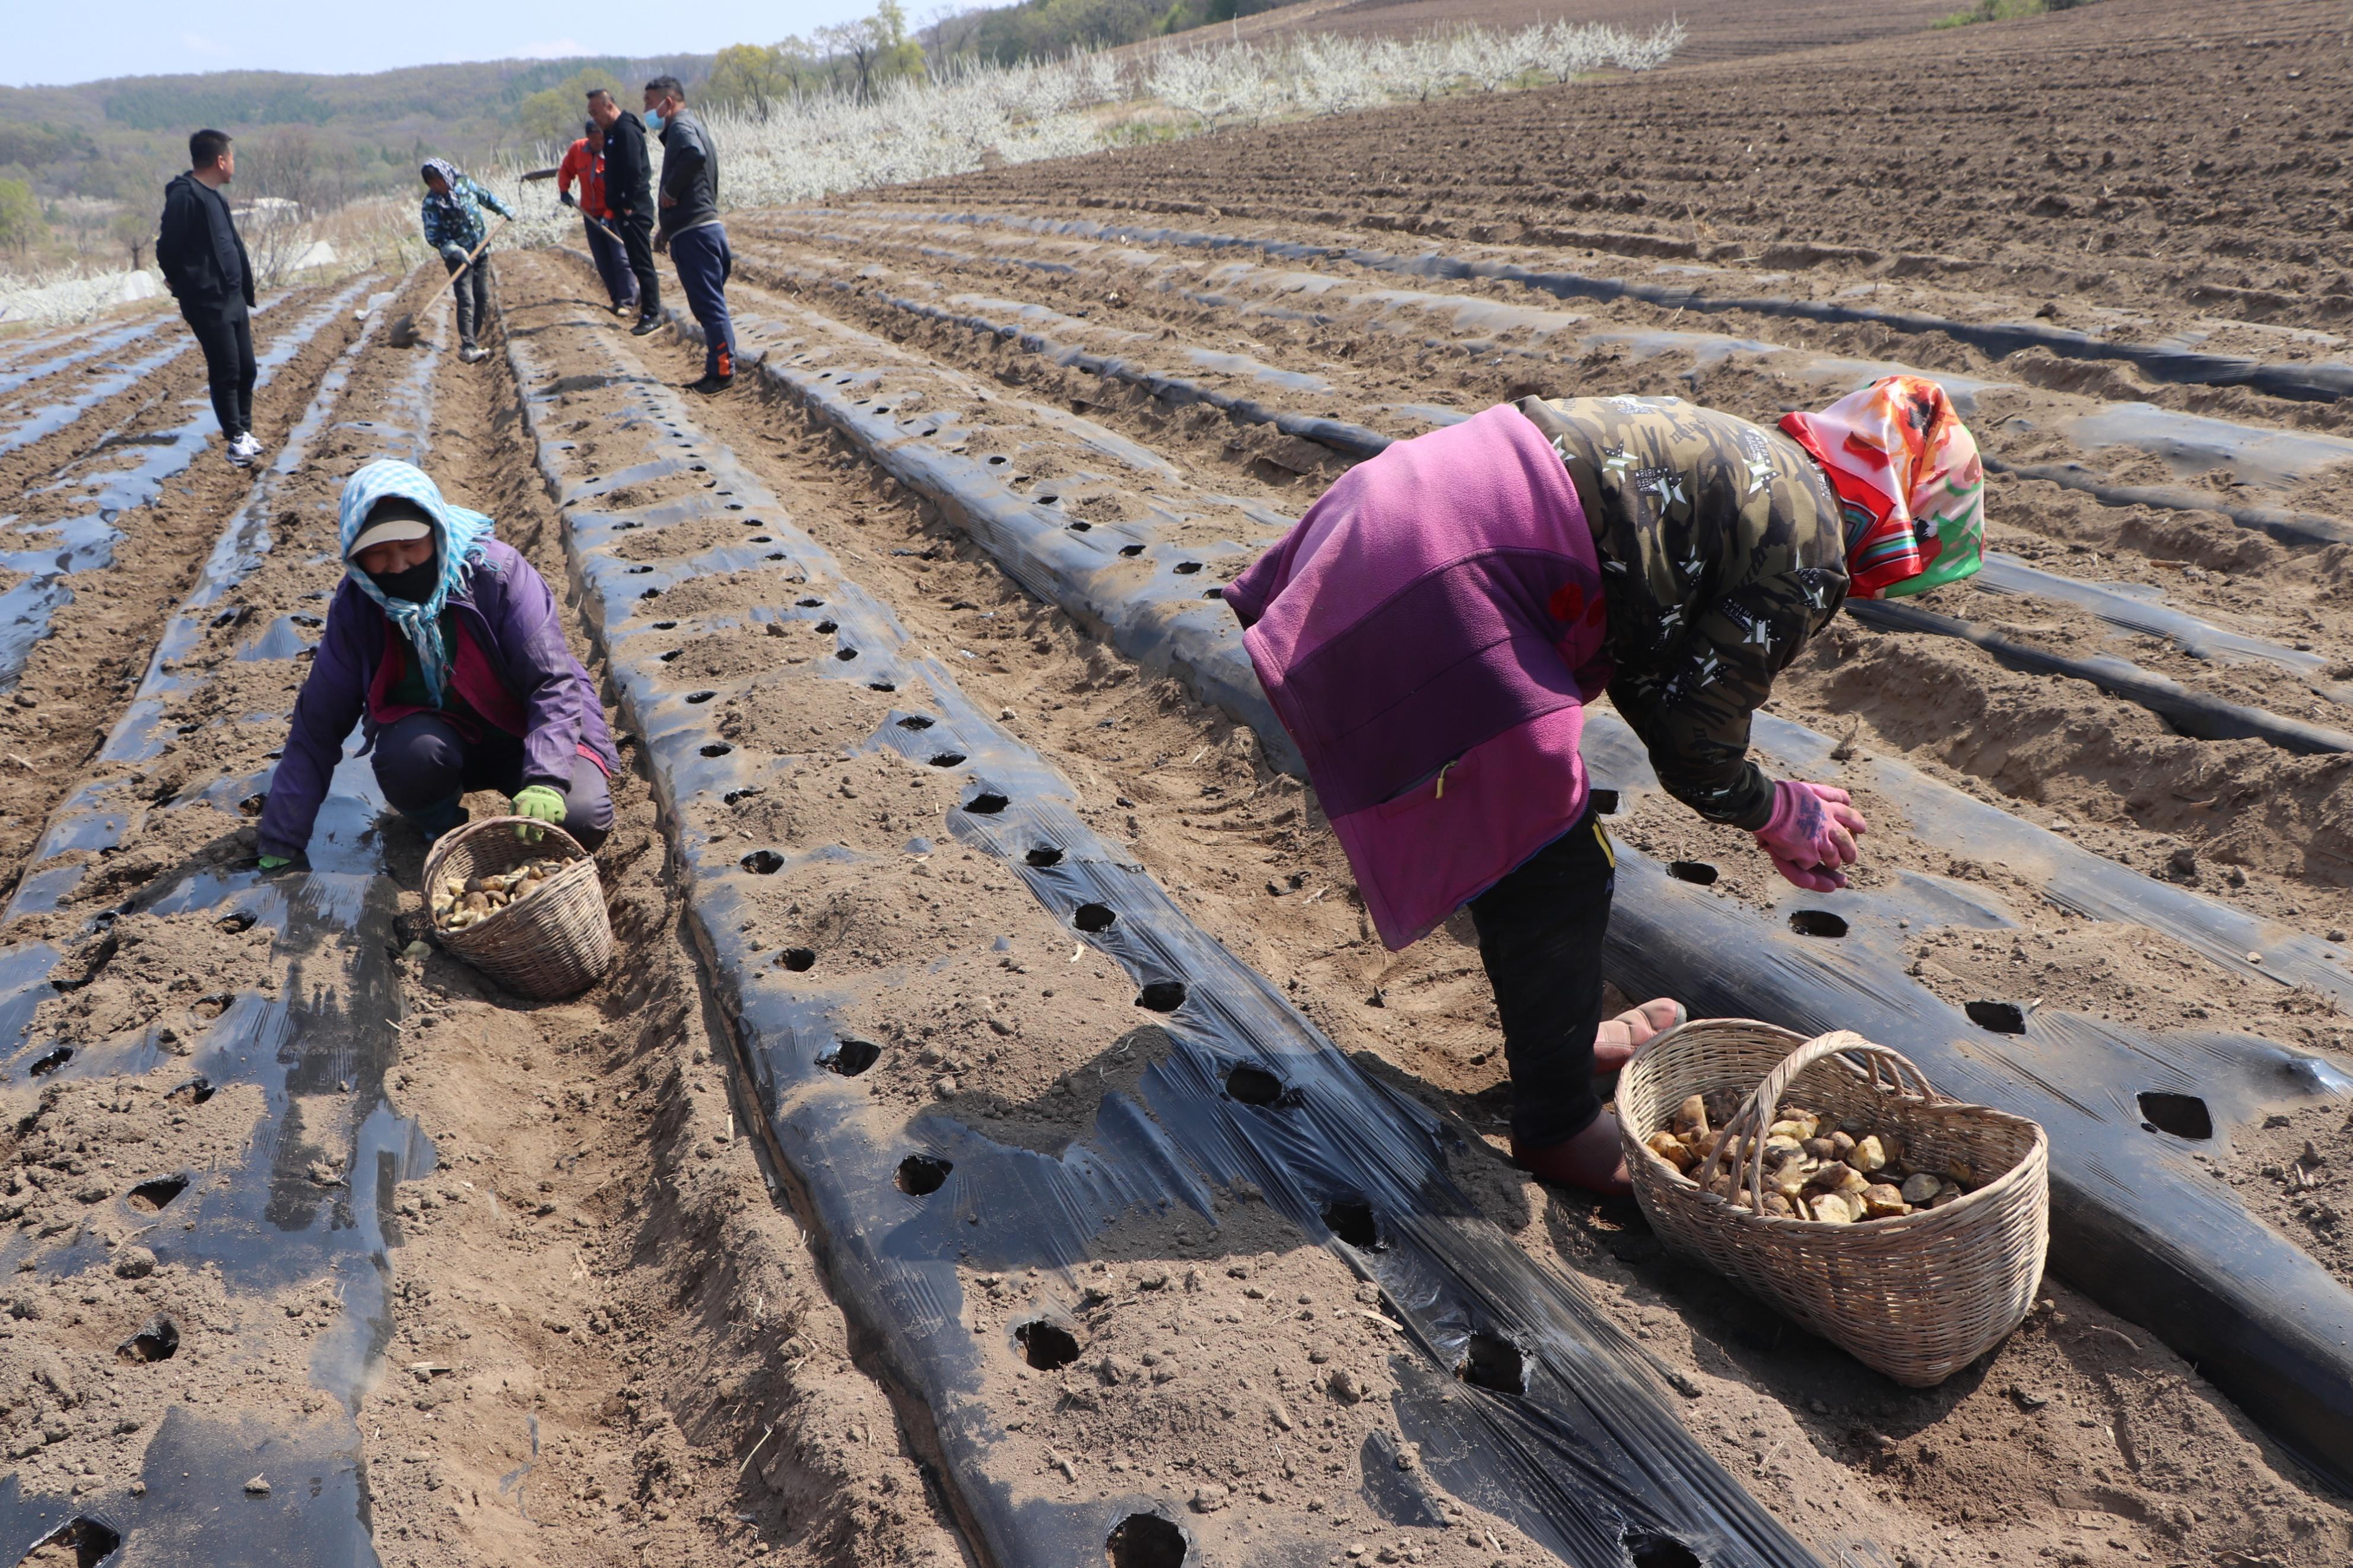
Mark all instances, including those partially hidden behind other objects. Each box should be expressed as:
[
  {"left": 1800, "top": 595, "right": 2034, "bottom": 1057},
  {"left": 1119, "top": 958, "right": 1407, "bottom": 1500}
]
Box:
[
  {"left": 421, "top": 157, "right": 465, "bottom": 201},
  {"left": 338, "top": 459, "right": 499, "bottom": 707}
]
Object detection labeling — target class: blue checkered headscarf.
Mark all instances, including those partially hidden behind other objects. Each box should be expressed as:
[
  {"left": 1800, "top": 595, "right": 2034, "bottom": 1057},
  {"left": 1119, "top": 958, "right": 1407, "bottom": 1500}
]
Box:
[{"left": 338, "top": 460, "right": 497, "bottom": 707}]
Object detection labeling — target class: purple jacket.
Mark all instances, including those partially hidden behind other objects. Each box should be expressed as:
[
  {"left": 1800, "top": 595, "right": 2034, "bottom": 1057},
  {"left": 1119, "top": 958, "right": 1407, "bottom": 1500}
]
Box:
[
  {"left": 1223, "top": 405, "right": 1610, "bottom": 951},
  {"left": 259, "top": 539, "right": 617, "bottom": 858}
]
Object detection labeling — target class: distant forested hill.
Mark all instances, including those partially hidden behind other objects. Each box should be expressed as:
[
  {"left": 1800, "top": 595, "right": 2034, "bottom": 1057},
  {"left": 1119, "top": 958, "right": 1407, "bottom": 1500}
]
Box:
[{"left": 0, "top": 53, "right": 715, "bottom": 204}]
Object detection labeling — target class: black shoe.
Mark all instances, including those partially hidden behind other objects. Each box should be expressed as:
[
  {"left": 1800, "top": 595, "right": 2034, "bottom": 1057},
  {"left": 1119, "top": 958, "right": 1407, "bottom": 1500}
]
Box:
[
  {"left": 630, "top": 314, "right": 662, "bottom": 336},
  {"left": 687, "top": 373, "right": 734, "bottom": 395}
]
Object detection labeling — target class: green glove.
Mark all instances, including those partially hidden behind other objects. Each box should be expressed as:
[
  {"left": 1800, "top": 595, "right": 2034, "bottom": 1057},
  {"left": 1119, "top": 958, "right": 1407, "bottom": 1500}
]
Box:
[
  {"left": 258, "top": 854, "right": 293, "bottom": 872},
  {"left": 511, "top": 784, "right": 566, "bottom": 841}
]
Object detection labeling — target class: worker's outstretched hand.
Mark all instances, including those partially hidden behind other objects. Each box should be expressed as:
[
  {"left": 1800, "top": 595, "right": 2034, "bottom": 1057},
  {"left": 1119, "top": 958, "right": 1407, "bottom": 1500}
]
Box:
[
  {"left": 1753, "top": 780, "right": 1867, "bottom": 892},
  {"left": 511, "top": 784, "right": 566, "bottom": 842},
  {"left": 559, "top": 189, "right": 576, "bottom": 208}
]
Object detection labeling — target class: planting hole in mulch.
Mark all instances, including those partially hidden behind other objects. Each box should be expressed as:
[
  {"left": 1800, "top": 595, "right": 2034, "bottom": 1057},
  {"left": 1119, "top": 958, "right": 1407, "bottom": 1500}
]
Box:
[
  {"left": 1624, "top": 1531, "right": 1703, "bottom": 1568},
  {"left": 1787, "top": 910, "right": 1848, "bottom": 939},
  {"left": 778, "top": 947, "right": 818, "bottom": 972},
  {"left": 125, "top": 1175, "right": 188, "bottom": 1213},
  {"left": 929, "top": 752, "right": 968, "bottom": 768},
  {"left": 1074, "top": 902, "right": 1116, "bottom": 933},
  {"left": 897, "top": 714, "right": 935, "bottom": 730},
  {"left": 1106, "top": 1513, "right": 1188, "bottom": 1568},
  {"left": 1458, "top": 1332, "right": 1527, "bottom": 1396},
  {"left": 1322, "top": 1198, "right": 1383, "bottom": 1251},
  {"left": 823, "top": 1038, "right": 881, "bottom": 1077},
  {"left": 1136, "top": 980, "right": 1186, "bottom": 1012},
  {"left": 2139, "top": 1092, "right": 2214, "bottom": 1140},
  {"left": 26, "top": 1518, "right": 120, "bottom": 1568},
  {"left": 964, "top": 790, "right": 1009, "bottom": 815},
  {"left": 741, "top": 850, "right": 785, "bottom": 875},
  {"left": 896, "top": 1154, "right": 952, "bottom": 1195},
  {"left": 1967, "top": 1000, "right": 2028, "bottom": 1034},
  {"left": 1025, "top": 847, "right": 1063, "bottom": 867},
  {"left": 116, "top": 1315, "right": 180, "bottom": 1364},
  {"left": 1016, "top": 1319, "right": 1081, "bottom": 1370},
  {"left": 1225, "top": 1064, "right": 1283, "bottom": 1105},
  {"left": 1666, "top": 861, "right": 1719, "bottom": 886}
]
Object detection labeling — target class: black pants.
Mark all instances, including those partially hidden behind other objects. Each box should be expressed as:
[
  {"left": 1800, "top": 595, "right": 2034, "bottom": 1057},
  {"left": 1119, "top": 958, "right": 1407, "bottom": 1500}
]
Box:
[
  {"left": 444, "top": 252, "right": 491, "bottom": 348},
  {"left": 375, "top": 714, "right": 614, "bottom": 851},
  {"left": 614, "top": 208, "right": 659, "bottom": 317},
  {"left": 1466, "top": 809, "right": 1617, "bottom": 1150},
  {"left": 179, "top": 295, "right": 255, "bottom": 438}
]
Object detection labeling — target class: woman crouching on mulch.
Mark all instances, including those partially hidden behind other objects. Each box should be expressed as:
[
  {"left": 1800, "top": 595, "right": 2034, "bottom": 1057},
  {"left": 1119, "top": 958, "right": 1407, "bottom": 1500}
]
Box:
[
  {"left": 257, "top": 459, "right": 618, "bottom": 868},
  {"left": 1224, "top": 377, "right": 1986, "bottom": 1195}
]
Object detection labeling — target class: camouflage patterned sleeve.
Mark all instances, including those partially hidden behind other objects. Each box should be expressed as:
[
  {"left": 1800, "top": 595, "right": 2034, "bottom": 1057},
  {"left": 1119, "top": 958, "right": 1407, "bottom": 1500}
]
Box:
[
  {"left": 1513, "top": 395, "right": 1848, "bottom": 832},
  {"left": 1608, "top": 558, "right": 1844, "bottom": 829}
]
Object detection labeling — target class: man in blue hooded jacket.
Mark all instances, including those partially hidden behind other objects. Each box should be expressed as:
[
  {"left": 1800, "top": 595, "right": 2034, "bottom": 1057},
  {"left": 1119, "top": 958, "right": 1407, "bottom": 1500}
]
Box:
[{"left": 420, "top": 159, "right": 514, "bottom": 364}]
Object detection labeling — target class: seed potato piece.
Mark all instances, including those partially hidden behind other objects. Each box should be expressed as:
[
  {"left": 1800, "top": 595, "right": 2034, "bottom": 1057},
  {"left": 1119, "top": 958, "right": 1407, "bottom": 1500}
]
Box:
[
  {"left": 1809, "top": 1192, "right": 1856, "bottom": 1224},
  {"left": 1851, "top": 1135, "right": 1888, "bottom": 1174},
  {"left": 1672, "top": 1095, "right": 1709, "bottom": 1139},
  {"left": 1860, "top": 1183, "right": 1910, "bottom": 1219},
  {"left": 1761, "top": 1191, "right": 1796, "bottom": 1219},
  {"left": 1645, "top": 1132, "right": 1697, "bottom": 1172},
  {"left": 1899, "top": 1172, "right": 1942, "bottom": 1207},
  {"left": 1929, "top": 1181, "right": 1965, "bottom": 1208},
  {"left": 1775, "top": 1169, "right": 1809, "bottom": 1201},
  {"left": 1828, "top": 1130, "right": 1857, "bottom": 1160}
]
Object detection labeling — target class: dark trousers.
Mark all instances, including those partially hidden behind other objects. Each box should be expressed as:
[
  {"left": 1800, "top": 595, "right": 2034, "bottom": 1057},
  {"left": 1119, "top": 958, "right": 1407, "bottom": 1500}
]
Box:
[
  {"left": 374, "top": 713, "right": 614, "bottom": 851},
  {"left": 669, "top": 223, "right": 735, "bottom": 377},
  {"left": 1466, "top": 809, "right": 1616, "bottom": 1150},
  {"left": 444, "top": 251, "right": 491, "bottom": 348},
  {"left": 583, "top": 215, "right": 637, "bottom": 309},
  {"left": 614, "top": 207, "right": 659, "bottom": 317},
  {"left": 179, "top": 295, "right": 255, "bottom": 438}
]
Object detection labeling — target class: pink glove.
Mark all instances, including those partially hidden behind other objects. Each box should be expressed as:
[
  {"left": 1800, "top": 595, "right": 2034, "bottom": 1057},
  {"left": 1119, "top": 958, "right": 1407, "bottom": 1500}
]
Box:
[{"left": 1754, "top": 780, "right": 1868, "bottom": 892}]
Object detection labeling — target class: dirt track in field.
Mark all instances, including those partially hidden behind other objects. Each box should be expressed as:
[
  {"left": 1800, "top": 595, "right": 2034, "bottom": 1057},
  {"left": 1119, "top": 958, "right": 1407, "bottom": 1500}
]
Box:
[{"left": 12, "top": 1, "right": 2353, "bottom": 1564}]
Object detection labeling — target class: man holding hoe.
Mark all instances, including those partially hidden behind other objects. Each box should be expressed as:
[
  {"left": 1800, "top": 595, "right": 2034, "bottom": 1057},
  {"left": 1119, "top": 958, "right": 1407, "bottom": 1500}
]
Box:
[
  {"left": 419, "top": 158, "right": 513, "bottom": 364},
  {"left": 557, "top": 118, "right": 637, "bottom": 317}
]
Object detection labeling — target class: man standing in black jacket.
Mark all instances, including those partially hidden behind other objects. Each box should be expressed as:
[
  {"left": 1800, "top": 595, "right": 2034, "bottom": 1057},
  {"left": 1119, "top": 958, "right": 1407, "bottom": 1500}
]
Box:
[
  {"left": 587, "top": 88, "right": 660, "bottom": 336},
  {"left": 156, "top": 129, "right": 262, "bottom": 467},
  {"left": 644, "top": 75, "right": 733, "bottom": 393}
]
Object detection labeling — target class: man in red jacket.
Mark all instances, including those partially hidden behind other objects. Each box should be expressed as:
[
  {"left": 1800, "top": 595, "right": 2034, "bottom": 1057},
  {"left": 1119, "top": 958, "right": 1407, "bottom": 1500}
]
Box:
[{"left": 556, "top": 119, "right": 637, "bottom": 316}]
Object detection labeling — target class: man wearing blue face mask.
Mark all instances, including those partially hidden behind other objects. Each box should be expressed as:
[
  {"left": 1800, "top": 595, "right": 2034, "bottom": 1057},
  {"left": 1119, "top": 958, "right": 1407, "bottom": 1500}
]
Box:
[{"left": 643, "top": 74, "right": 734, "bottom": 393}]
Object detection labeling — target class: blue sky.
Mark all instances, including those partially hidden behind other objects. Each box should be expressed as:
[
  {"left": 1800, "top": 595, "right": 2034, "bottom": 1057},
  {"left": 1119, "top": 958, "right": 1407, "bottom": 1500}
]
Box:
[{"left": 8, "top": 1, "right": 884, "bottom": 88}]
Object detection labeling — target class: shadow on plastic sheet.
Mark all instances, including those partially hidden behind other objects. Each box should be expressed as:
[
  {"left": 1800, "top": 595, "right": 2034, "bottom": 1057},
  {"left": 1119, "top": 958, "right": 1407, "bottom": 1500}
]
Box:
[
  {"left": 0, "top": 278, "right": 437, "bottom": 1568},
  {"left": 503, "top": 308, "right": 1842, "bottom": 1568}
]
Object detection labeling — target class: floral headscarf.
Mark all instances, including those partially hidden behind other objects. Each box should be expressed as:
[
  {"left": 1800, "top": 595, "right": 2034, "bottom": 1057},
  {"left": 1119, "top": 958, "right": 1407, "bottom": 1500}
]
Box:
[
  {"left": 338, "top": 459, "right": 497, "bottom": 707},
  {"left": 1780, "top": 376, "right": 1985, "bottom": 600}
]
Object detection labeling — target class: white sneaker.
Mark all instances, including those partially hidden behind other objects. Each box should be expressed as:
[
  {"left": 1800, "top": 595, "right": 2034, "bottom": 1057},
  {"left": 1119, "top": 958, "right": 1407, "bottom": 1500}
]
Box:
[
  {"left": 460, "top": 345, "right": 490, "bottom": 364},
  {"left": 232, "top": 432, "right": 264, "bottom": 459},
  {"left": 224, "top": 432, "right": 260, "bottom": 467}
]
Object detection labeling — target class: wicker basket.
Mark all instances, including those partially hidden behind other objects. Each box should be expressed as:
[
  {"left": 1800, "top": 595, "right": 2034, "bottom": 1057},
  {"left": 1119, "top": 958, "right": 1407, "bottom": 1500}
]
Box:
[
  {"left": 421, "top": 816, "right": 613, "bottom": 1001},
  {"left": 1617, "top": 1020, "right": 2047, "bottom": 1386}
]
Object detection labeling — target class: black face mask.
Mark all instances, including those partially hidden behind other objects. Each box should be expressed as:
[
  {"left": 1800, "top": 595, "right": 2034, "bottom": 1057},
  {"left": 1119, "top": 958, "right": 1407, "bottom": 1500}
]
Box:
[{"left": 368, "top": 554, "right": 439, "bottom": 605}]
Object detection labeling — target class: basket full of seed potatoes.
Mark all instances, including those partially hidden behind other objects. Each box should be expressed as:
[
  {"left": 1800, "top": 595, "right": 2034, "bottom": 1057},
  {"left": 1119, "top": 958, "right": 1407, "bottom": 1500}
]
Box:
[
  {"left": 1618, "top": 1019, "right": 2048, "bottom": 1386},
  {"left": 421, "top": 816, "right": 614, "bottom": 1001}
]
